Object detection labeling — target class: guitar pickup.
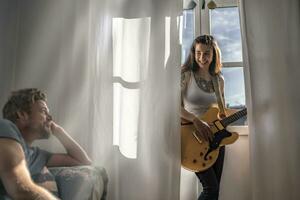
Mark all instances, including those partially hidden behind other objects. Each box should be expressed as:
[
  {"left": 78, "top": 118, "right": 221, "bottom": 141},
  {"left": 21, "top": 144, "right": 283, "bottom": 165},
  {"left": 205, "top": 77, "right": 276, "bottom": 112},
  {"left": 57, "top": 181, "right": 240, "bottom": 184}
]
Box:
[{"left": 214, "top": 121, "right": 225, "bottom": 131}]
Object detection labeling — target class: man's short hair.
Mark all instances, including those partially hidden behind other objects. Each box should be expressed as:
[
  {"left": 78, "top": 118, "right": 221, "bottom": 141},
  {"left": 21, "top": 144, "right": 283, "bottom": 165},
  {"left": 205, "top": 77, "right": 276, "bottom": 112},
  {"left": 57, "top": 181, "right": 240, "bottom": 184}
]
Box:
[{"left": 2, "top": 88, "right": 47, "bottom": 123}]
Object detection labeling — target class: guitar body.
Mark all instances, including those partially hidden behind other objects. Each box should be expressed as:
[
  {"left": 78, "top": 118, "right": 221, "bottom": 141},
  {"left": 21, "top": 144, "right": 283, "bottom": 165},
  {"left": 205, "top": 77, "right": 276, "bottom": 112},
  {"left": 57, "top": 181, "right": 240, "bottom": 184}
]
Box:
[{"left": 181, "top": 107, "right": 239, "bottom": 172}]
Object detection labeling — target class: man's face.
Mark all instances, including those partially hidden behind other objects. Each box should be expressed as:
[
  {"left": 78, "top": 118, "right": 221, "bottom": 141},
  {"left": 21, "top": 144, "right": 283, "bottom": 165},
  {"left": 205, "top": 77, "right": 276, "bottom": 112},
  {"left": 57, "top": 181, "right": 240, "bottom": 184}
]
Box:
[{"left": 26, "top": 100, "right": 53, "bottom": 139}]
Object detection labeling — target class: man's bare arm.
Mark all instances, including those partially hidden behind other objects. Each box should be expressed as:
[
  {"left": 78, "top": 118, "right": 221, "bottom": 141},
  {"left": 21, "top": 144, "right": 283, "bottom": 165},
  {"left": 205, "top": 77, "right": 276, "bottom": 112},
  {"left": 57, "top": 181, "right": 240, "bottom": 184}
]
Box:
[
  {"left": 0, "top": 139, "right": 57, "bottom": 200},
  {"left": 47, "top": 122, "right": 91, "bottom": 167}
]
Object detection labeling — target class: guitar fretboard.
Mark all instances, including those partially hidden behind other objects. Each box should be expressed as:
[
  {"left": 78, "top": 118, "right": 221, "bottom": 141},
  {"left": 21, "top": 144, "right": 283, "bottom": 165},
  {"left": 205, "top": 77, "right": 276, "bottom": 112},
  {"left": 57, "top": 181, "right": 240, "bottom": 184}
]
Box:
[{"left": 221, "top": 108, "right": 247, "bottom": 127}]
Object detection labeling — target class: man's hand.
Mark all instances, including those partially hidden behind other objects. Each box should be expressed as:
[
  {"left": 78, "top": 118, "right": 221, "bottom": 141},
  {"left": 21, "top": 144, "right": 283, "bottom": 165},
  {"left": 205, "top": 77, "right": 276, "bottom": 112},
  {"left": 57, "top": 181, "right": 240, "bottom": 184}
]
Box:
[
  {"left": 49, "top": 121, "right": 64, "bottom": 136},
  {"left": 192, "top": 117, "right": 213, "bottom": 142},
  {"left": 46, "top": 121, "right": 92, "bottom": 167}
]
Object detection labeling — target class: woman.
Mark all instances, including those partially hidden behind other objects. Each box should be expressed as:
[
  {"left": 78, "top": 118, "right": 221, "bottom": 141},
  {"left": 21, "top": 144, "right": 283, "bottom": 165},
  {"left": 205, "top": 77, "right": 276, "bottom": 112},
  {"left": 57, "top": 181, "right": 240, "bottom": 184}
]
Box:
[{"left": 181, "top": 35, "right": 225, "bottom": 200}]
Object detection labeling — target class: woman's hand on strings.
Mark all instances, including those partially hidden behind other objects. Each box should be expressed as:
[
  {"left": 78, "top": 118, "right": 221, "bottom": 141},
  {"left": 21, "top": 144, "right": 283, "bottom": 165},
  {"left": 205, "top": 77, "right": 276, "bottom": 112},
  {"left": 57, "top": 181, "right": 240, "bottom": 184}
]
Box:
[{"left": 192, "top": 117, "right": 213, "bottom": 142}]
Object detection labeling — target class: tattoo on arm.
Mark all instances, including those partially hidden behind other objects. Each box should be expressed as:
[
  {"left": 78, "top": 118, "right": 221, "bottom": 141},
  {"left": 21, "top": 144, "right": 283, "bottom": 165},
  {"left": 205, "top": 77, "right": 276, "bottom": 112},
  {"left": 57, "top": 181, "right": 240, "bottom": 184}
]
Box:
[{"left": 181, "top": 72, "right": 186, "bottom": 89}]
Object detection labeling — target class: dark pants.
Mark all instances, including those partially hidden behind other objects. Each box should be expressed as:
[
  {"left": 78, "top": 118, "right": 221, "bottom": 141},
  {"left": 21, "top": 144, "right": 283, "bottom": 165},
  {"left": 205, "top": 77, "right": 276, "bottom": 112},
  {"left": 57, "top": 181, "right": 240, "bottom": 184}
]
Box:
[{"left": 195, "top": 146, "right": 225, "bottom": 200}]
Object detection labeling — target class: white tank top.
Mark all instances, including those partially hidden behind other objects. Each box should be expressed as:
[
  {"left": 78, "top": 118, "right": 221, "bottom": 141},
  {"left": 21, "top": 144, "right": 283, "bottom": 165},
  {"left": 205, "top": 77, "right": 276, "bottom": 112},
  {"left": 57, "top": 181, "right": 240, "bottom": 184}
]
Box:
[{"left": 182, "top": 73, "right": 217, "bottom": 117}]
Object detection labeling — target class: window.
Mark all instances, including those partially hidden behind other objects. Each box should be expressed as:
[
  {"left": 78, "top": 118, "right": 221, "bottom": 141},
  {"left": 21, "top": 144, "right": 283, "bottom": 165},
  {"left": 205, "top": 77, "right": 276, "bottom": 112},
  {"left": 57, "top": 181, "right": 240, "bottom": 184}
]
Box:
[
  {"left": 209, "top": 1, "right": 247, "bottom": 126},
  {"left": 112, "top": 17, "right": 151, "bottom": 158},
  {"left": 183, "top": 0, "right": 247, "bottom": 126},
  {"left": 181, "top": 9, "right": 195, "bottom": 64},
  {"left": 210, "top": 6, "right": 245, "bottom": 109},
  {"left": 210, "top": 7, "right": 242, "bottom": 63}
]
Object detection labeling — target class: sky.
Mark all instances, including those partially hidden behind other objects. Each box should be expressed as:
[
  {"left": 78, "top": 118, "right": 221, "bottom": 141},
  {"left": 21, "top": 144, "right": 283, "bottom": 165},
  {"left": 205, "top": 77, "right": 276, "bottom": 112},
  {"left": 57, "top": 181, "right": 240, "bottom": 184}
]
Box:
[{"left": 211, "top": 7, "right": 243, "bottom": 63}]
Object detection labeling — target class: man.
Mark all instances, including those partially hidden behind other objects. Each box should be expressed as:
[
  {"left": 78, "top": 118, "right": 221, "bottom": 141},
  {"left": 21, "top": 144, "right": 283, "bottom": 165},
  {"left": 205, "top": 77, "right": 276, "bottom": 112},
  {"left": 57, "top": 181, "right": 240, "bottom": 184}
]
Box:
[{"left": 0, "top": 88, "right": 92, "bottom": 199}]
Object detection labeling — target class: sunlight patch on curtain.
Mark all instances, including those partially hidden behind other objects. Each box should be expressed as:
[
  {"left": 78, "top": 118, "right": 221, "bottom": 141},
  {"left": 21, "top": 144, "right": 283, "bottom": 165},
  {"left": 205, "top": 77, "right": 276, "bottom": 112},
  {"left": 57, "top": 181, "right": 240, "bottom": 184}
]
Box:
[
  {"left": 178, "top": 15, "right": 183, "bottom": 45},
  {"left": 164, "top": 17, "right": 170, "bottom": 68},
  {"left": 112, "top": 17, "right": 151, "bottom": 159}
]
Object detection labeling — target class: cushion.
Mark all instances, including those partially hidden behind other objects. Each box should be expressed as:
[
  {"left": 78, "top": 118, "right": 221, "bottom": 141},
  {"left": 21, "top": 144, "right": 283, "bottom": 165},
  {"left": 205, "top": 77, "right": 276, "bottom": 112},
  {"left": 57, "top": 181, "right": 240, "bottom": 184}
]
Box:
[{"left": 49, "top": 166, "right": 108, "bottom": 200}]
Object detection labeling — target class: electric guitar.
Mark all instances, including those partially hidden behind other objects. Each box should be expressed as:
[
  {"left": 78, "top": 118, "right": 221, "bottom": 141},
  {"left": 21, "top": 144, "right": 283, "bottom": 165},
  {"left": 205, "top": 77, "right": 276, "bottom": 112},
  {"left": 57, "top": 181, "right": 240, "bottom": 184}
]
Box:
[{"left": 181, "top": 106, "right": 247, "bottom": 172}]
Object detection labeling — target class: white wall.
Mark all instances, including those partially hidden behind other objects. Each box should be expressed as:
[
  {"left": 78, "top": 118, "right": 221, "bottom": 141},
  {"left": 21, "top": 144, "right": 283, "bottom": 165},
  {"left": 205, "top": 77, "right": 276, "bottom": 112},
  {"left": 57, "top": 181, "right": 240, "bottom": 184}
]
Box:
[{"left": 0, "top": 0, "right": 18, "bottom": 104}]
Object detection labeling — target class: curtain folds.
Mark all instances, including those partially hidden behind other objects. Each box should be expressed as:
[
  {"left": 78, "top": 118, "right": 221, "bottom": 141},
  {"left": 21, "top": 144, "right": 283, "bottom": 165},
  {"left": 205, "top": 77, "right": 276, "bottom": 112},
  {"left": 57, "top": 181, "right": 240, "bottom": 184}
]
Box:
[
  {"left": 240, "top": 0, "right": 300, "bottom": 199},
  {"left": 0, "top": 0, "right": 182, "bottom": 199},
  {"left": 88, "top": 0, "right": 182, "bottom": 199}
]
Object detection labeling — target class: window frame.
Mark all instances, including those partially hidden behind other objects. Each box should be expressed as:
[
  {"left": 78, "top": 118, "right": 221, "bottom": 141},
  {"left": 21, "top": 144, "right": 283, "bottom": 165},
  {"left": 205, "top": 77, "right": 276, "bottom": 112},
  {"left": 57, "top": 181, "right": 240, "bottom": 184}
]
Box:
[{"left": 195, "top": 0, "right": 248, "bottom": 133}]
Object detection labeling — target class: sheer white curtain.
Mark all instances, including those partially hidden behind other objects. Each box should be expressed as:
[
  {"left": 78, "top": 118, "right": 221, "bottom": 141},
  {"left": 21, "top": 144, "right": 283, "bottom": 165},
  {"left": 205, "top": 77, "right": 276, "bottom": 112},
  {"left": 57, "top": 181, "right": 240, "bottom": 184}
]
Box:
[
  {"left": 89, "top": 0, "right": 182, "bottom": 199},
  {"left": 240, "top": 0, "right": 300, "bottom": 199},
  {"left": 0, "top": 0, "right": 182, "bottom": 199}
]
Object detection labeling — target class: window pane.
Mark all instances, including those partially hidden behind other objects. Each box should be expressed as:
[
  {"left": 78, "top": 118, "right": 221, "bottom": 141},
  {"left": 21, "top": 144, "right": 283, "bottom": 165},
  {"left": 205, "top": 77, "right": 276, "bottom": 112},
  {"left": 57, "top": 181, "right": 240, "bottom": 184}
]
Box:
[
  {"left": 211, "top": 7, "right": 242, "bottom": 63},
  {"left": 181, "top": 9, "right": 194, "bottom": 64},
  {"left": 222, "top": 67, "right": 247, "bottom": 125},
  {"left": 222, "top": 67, "right": 245, "bottom": 108},
  {"left": 112, "top": 17, "right": 151, "bottom": 158}
]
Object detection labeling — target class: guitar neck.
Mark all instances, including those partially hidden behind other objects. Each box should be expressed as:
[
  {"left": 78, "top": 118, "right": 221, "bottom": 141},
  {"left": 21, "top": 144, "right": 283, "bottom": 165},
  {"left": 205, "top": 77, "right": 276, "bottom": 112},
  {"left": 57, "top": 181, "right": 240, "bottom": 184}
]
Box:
[{"left": 221, "top": 108, "right": 247, "bottom": 127}]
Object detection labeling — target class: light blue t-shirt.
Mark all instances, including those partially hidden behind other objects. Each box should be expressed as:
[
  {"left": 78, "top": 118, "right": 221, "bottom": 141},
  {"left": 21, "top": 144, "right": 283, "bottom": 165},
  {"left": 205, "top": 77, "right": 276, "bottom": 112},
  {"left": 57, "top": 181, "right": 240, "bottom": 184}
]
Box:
[{"left": 0, "top": 119, "right": 52, "bottom": 198}]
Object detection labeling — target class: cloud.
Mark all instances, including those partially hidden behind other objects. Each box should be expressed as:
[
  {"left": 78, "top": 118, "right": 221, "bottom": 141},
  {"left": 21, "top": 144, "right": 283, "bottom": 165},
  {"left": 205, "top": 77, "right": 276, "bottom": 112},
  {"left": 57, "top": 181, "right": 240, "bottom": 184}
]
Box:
[{"left": 211, "top": 7, "right": 242, "bottom": 62}]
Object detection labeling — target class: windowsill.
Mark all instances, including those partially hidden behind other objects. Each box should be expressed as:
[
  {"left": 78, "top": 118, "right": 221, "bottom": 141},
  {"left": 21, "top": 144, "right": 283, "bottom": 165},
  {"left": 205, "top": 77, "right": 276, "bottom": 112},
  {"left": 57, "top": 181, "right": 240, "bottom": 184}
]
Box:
[{"left": 227, "top": 125, "right": 249, "bottom": 136}]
